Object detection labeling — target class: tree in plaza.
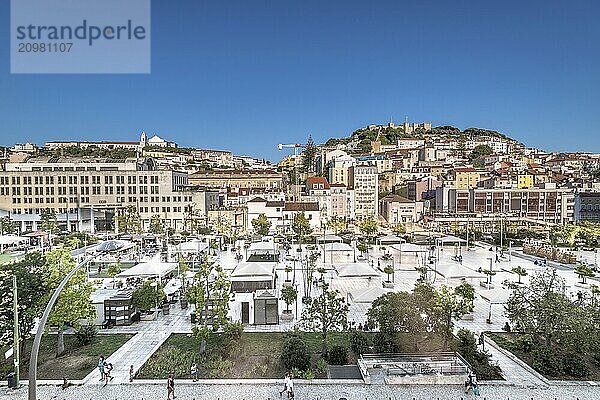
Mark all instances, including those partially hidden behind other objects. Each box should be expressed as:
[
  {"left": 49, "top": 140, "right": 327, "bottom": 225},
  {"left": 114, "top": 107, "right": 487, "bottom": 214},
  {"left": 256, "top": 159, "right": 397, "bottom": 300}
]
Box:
[
  {"left": 148, "top": 214, "right": 164, "bottom": 235},
  {"left": 251, "top": 214, "right": 271, "bottom": 236},
  {"left": 482, "top": 269, "right": 497, "bottom": 285},
  {"left": 367, "top": 291, "right": 426, "bottom": 351},
  {"left": 435, "top": 283, "right": 475, "bottom": 350},
  {"left": 132, "top": 280, "right": 165, "bottom": 312},
  {"left": 356, "top": 240, "right": 368, "bottom": 255},
  {"left": 392, "top": 223, "right": 406, "bottom": 235},
  {"left": 511, "top": 266, "right": 528, "bottom": 284},
  {"left": 383, "top": 265, "right": 394, "bottom": 283},
  {"left": 107, "top": 263, "right": 121, "bottom": 288},
  {"left": 116, "top": 205, "right": 142, "bottom": 234},
  {"left": 298, "top": 281, "right": 348, "bottom": 355},
  {"left": 0, "top": 253, "right": 48, "bottom": 357},
  {"left": 302, "top": 250, "right": 320, "bottom": 299},
  {"left": 0, "top": 216, "right": 18, "bottom": 235},
  {"left": 187, "top": 261, "right": 232, "bottom": 351},
  {"left": 281, "top": 285, "right": 298, "bottom": 314},
  {"left": 43, "top": 246, "right": 96, "bottom": 356},
  {"left": 213, "top": 214, "right": 232, "bottom": 244},
  {"left": 302, "top": 135, "right": 317, "bottom": 173},
  {"left": 326, "top": 216, "right": 346, "bottom": 235},
  {"left": 574, "top": 264, "right": 595, "bottom": 285},
  {"left": 292, "top": 212, "right": 312, "bottom": 243},
  {"left": 40, "top": 208, "right": 59, "bottom": 242},
  {"left": 549, "top": 224, "right": 579, "bottom": 248},
  {"left": 359, "top": 218, "right": 378, "bottom": 241},
  {"left": 505, "top": 269, "right": 596, "bottom": 369}
]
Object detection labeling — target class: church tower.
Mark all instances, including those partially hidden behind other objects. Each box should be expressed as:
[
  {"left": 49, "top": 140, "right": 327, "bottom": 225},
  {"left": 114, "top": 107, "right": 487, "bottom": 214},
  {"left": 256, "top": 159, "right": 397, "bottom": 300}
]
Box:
[{"left": 140, "top": 131, "right": 148, "bottom": 148}]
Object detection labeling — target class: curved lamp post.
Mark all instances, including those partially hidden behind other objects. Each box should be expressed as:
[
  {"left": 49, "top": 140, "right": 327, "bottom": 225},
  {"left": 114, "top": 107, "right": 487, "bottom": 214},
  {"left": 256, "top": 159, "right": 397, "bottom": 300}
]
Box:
[{"left": 28, "top": 255, "right": 94, "bottom": 400}]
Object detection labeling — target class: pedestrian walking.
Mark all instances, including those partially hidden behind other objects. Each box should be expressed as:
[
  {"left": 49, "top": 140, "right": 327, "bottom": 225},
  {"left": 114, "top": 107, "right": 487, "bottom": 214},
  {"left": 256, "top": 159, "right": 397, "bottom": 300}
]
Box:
[
  {"left": 167, "top": 374, "right": 176, "bottom": 399},
  {"left": 98, "top": 356, "right": 105, "bottom": 381},
  {"left": 279, "top": 372, "right": 291, "bottom": 397},
  {"left": 103, "top": 362, "right": 114, "bottom": 387},
  {"left": 286, "top": 373, "right": 294, "bottom": 400},
  {"left": 191, "top": 363, "right": 198, "bottom": 382},
  {"left": 129, "top": 365, "right": 134, "bottom": 383}
]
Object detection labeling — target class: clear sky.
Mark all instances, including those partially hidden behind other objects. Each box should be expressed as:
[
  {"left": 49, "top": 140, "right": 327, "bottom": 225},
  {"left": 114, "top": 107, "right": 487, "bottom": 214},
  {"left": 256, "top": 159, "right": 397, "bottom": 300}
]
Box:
[{"left": 1, "top": 0, "right": 599, "bottom": 161}]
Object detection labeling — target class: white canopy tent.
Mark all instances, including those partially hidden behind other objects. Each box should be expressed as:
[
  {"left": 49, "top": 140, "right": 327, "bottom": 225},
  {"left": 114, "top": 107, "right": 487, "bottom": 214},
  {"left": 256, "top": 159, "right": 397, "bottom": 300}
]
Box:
[
  {"left": 348, "top": 286, "right": 392, "bottom": 303},
  {"left": 377, "top": 235, "right": 406, "bottom": 245},
  {"left": 335, "top": 262, "right": 380, "bottom": 278},
  {"left": 230, "top": 262, "right": 275, "bottom": 281},
  {"left": 434, "top": 264, "right": 483, "bottom": 282},
  {"left": 316, "top": 234, "right": 343, "bottom": 244},
  {"left": 175, "top": 239, "right": 209, "bottom": 254},
  {"left": 436, "top": 235, "right": 467, "bottom": 245},
  {"left": 321, "top": 242, "right": 355, "bottom": 265},
  {"left": 248, "top": 241, "right": 277, "bottom": 254},
  {"left": 116, "top": 260, "right": 178, "bottom": 279}
]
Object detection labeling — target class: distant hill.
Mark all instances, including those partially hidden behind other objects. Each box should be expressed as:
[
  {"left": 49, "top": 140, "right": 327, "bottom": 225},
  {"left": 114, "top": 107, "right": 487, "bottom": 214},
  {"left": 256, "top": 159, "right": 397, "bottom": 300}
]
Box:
[{"left": 324, "top": 124, "right": 518, "bottom": 154}]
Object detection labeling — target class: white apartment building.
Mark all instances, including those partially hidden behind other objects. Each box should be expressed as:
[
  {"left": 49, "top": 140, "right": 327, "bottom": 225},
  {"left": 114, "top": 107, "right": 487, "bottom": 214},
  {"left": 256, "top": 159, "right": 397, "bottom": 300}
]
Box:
[
  {"left": 0, "top": 157, "right": 188, "bottom": 233},
  {"left": 349, "top": 164, "right": 378, "bottom": 221}
]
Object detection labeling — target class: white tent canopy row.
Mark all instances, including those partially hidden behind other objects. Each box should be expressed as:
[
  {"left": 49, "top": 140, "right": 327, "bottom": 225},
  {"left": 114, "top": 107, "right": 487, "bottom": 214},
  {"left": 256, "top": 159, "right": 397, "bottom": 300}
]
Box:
[
  {"left": 116, "top": 260, "right": 178, "bottom": 279},
  {"left": 0, "top": 235, "right": 30, "bottom": 246}
]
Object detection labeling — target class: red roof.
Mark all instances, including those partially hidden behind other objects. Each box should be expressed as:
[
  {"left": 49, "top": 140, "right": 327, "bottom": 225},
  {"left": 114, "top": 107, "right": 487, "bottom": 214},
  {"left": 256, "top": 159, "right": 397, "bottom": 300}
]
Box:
[{"left": 306, "top": 176, "right": 330, "bottom": 190}]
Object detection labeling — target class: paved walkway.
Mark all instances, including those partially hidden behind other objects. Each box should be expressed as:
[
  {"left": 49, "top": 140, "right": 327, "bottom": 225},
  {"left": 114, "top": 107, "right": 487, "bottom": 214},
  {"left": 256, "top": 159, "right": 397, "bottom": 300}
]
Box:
[
  {"left": 82, "top": 304, "right": 190, "bottom": 385},
  {"left": 482, "top": 336, "right": 548, "bottom": 387},
  {"left": 3, "top": 381, "right": 598, "bottom": 400}
]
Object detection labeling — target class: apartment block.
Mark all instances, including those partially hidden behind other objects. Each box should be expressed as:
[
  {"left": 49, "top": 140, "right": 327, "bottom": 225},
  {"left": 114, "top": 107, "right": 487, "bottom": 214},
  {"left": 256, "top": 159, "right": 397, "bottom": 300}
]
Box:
[{"left": 0, "top": 157, "right": 188, "bottom": 233}]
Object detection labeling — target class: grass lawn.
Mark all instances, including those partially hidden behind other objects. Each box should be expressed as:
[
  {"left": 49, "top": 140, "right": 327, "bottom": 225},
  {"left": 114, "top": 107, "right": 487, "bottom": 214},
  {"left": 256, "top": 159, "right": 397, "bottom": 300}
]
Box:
[
  {"left": 489, "top": 332, "right": 600, "bottom": 381},
  {"left": 137, "top": 331, "right": 455, "bottom": 380},
  {"left": 1, "top": 333, "right": 132, "bottom": 380}
]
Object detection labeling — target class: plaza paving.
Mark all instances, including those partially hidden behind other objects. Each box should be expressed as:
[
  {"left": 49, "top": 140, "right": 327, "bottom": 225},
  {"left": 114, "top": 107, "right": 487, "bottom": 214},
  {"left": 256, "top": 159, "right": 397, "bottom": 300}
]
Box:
[{"left": 2, "top": 381, "right": 599, "bottom": 400}]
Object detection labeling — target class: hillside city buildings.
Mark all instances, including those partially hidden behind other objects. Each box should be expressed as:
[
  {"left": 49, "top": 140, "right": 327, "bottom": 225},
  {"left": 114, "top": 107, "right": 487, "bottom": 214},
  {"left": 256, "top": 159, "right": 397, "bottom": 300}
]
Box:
[{"left": 2, "top": 122, "right": 600, "bottom": 235}]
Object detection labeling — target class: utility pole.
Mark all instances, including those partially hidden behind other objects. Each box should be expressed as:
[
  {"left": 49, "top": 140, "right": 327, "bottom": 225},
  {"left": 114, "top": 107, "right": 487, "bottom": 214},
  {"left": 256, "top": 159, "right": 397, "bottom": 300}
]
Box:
[{"left": 13, "top": 275, "right": 20, "bottom": 387}]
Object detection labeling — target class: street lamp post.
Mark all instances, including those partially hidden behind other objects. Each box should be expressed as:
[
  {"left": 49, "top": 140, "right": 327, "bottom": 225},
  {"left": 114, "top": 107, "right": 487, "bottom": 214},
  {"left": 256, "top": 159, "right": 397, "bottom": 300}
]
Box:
[{"left": 29, "top": 256, "right": 94, "bottom": 400}]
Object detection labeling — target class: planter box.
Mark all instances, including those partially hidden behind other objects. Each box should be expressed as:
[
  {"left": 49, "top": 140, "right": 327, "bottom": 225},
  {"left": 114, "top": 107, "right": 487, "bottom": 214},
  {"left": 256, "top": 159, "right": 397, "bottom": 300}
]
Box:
[
  {"left": 480, "top": 282, "right": 495, "bottom": 289},
  {"left": 283, "top": 280, "right": 293, "bottom": 287},
  {"left": 383, "top": 281, "right": 395, "bottom": 289},
  {"left": 281, "top": 312, "right": 294, "bottom": 321}
]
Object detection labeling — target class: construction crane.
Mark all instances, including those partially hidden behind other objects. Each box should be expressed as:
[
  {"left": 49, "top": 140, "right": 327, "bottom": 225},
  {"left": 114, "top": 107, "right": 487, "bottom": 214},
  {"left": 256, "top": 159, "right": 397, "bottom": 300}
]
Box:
[{"left": 278, "top": 142, "right": 309, "bottom": 201}]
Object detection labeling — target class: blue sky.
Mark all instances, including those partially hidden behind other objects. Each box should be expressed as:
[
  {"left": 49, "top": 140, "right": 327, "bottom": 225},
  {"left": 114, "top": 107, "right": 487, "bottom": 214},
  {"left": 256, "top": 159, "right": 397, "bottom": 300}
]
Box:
[{"left": 1, "top": 0, "right": 599, "bottom": 160}]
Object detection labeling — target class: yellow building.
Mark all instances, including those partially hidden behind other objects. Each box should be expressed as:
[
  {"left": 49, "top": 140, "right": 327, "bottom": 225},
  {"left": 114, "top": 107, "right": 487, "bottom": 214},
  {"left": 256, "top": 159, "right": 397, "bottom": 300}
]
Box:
[
  {"left": 454, "top": 168, "right": 481, "bottom": 190},
  {"left": 517, "top": 174, "right": 533, "bottom": 189}
]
